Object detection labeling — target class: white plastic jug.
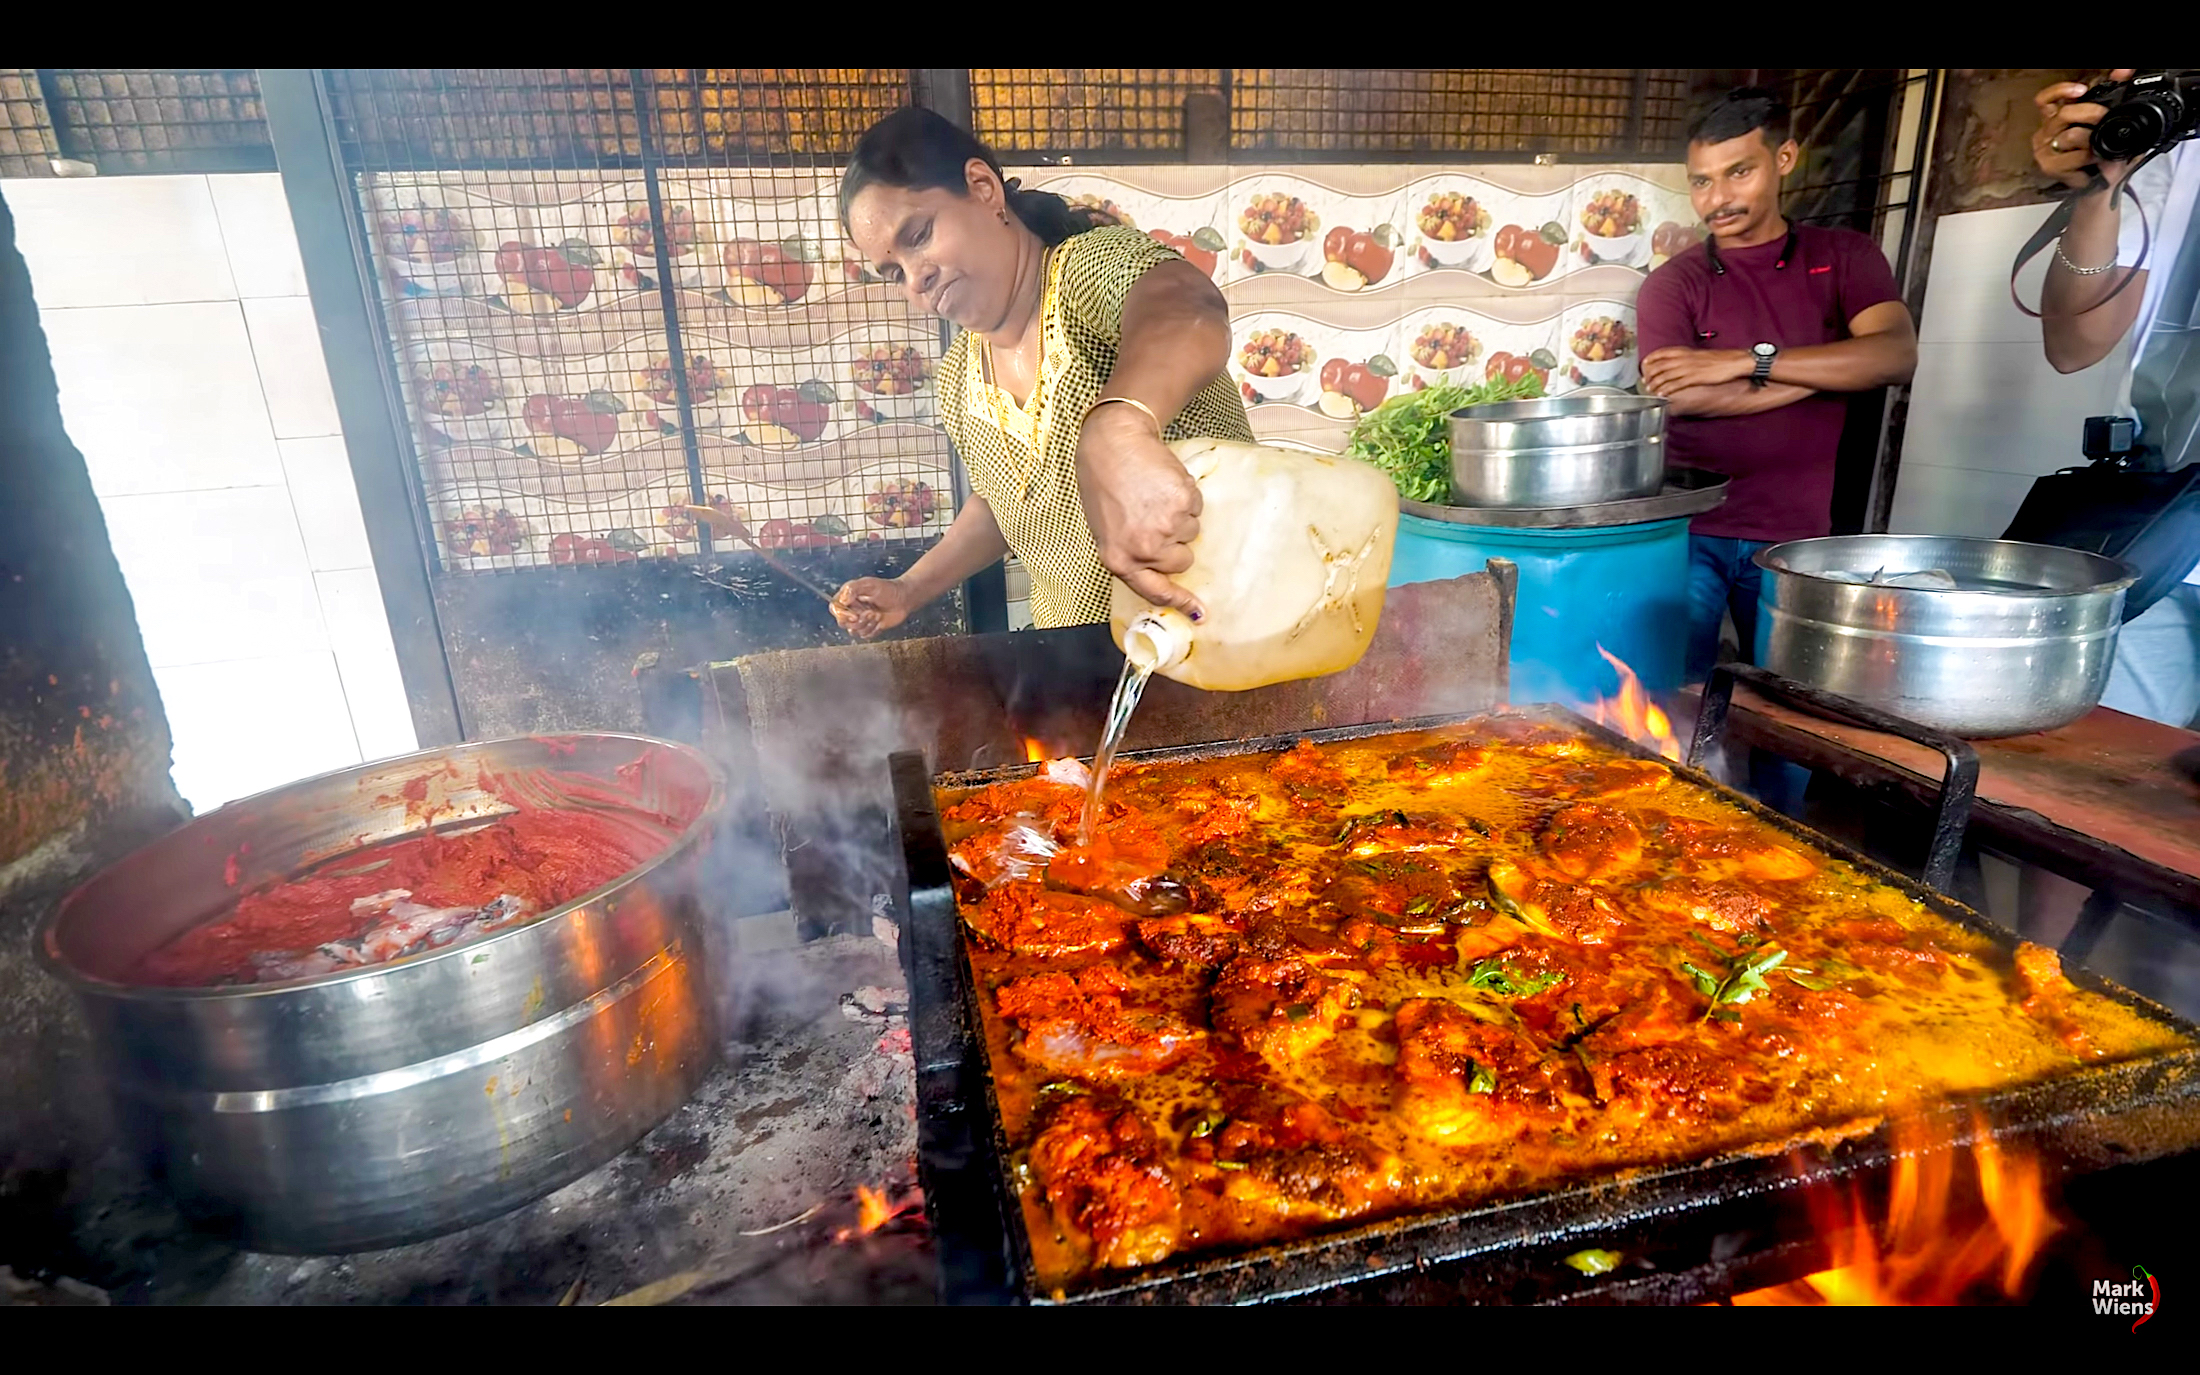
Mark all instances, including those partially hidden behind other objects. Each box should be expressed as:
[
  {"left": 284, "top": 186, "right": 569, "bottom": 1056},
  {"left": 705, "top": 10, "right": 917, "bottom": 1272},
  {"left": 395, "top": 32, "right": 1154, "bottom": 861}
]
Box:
[{"left": 1109, "top": 438, "right": 1399, "bottom": 692}]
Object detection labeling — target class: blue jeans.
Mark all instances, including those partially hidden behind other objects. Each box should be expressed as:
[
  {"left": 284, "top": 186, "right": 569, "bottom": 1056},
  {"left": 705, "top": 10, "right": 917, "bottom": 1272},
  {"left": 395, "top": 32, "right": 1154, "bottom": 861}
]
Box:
[
  {"left": 1685, "top": 535, "right": 1775, "bottom": 682},
  {"left": 1685, "top": 534, "right": 1810, "bottom": 816},
  {"left": 2102, "top": 584, "right": 2200, "bottom": 728}
]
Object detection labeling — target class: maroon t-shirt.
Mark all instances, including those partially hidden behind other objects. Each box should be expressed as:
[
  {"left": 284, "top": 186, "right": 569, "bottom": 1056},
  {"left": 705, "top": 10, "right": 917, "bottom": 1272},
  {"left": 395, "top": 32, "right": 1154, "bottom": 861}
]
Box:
[{"left": 1634, "top": 223, "right": 1902, "bottom": 541}]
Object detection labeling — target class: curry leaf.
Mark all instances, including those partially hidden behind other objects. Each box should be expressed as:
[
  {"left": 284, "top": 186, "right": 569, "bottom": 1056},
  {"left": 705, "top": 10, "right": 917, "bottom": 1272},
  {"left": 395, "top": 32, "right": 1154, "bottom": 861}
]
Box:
[
  {"left": 1467, "top": 959, "right": 1562, "bottom": 998},
  {"left": 1468, "top": 1062, "right": 1497, "bottom": 1095},
  {"left": 1686, "top": 945, "right": 1791, "bottom": 1020}
]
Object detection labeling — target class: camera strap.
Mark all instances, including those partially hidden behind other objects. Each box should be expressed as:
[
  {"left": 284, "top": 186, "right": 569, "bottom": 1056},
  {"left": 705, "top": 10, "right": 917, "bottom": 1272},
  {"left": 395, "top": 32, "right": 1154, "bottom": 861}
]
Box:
[{"left": 2009, "top": 149, "right": 2163, "bottom": 320}]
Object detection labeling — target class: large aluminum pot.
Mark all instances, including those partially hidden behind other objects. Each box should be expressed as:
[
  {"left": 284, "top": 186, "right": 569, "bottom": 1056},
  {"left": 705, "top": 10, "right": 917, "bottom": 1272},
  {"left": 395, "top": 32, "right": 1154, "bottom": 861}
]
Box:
[
  {"left": 38, "top": 732, "right": 726, "bottom": 1254},
  {"left": 1754, "top": 535, "right": 2139, "bottom": 738},
  {"left": 1448, "top": 392, "right": 1668, "bottom": 508}
]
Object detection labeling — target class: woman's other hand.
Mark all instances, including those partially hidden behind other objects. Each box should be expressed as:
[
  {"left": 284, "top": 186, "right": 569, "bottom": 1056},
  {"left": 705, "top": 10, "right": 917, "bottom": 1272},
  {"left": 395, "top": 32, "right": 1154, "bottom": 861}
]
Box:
[
  {"left": 832, "top": 577, "right": 912, "bottom": 639},
  {"left": 1077, "top": 402, "right": 1205, "bottom": 619},
  {"left": 2033, "top": 69, "right": 2137, "bottom": 190}
]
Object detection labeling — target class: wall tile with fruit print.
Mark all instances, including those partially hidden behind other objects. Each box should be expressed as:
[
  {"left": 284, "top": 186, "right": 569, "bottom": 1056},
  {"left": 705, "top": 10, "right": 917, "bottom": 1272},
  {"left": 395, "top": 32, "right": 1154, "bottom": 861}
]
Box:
[
  {"left": 1568, "top": 172, "right": 1701, "bottom": 274},
  {"left": 1394, "top": 305, "right": 1561, "bottom": 396},
  {"left": 1224, "top": 178, "right": 1408, "bottom": 293},
  {"left": 1552, "top": 298, "right": 1642, "bottom": 395},
  {"left": 1233, "top": 310, "right": 1397, "bottom": 419}
]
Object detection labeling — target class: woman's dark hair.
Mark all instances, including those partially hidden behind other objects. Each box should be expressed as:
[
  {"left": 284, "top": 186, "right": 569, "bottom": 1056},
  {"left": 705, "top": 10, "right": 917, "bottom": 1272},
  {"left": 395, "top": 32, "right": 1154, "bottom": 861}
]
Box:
[
  {"left": 1685, "top": 87, "right": 1792, "bottom": 150},
  {"left": 838, "top": 106, "right": 1112, "bottom": 247}
]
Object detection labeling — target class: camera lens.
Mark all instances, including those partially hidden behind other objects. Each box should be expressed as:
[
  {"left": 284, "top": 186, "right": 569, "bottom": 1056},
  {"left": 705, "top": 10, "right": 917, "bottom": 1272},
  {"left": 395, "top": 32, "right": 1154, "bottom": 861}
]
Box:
[{"left": 2094, "top": 98, "right": 2172, "bottom": 162}]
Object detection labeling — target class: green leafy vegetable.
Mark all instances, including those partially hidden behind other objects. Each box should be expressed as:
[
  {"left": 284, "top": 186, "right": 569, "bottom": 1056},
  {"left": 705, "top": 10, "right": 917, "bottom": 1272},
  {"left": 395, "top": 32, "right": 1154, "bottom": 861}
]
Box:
[
  {"left": 1343, "top": 373, "right": 1547, "bottom": 503},
  {"left": 1466, "top": 959, "right": 1563, "bottom": 998},
  {"left": 1683, "top": 945, "right": 1790, "bottom": 1020},
  {"left": 1564, "top": 1248, "right": 1623, "bottom": 1276},
  {"left": 1468, "top": 1062, "right": 1498, "bottom": 1095}
]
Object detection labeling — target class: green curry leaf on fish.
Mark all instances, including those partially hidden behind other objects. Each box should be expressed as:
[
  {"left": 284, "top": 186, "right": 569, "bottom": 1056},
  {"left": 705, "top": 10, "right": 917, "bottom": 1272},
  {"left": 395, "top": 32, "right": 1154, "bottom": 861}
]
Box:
[
  {"left": 1683, "top": 945, "right": 1790, "bottom": 1020},
  {"left": 1466, "top": 958, "right": 1562, "bottom": 998}
]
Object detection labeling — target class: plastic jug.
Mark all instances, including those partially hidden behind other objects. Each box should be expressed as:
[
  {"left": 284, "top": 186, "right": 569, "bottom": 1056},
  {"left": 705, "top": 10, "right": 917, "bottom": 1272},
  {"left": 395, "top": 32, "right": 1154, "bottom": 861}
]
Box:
[{"left": 1109, "top": 437, "right": 1399, "bottom": 691}]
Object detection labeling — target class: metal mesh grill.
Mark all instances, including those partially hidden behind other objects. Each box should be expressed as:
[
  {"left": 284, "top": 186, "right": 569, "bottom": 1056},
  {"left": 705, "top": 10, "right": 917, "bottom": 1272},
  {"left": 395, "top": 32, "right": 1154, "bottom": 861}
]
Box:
[
  {"left": 971, "top": 69, "right": 1222, "bottom": 157},
  {"left": 40, "top": 69, "right": 272, "bottom": 173},
  {"left": 1782, "top": 69, "right": 1930, "bottom": 239},
  {"left": 326, "top": 69, "right": 910, "bottom": 170},
  {"left": 1230, "top": 70, "right": 1691, "bottom": 158},
  {"left": 332, "top": 68, "right": 952, "bottom": 578},
  {"left": 655, "top": 69, "right": 911, "bottom": 161},
  {"left": 0, "top": 69, "right": 57, "bottom": 177}
]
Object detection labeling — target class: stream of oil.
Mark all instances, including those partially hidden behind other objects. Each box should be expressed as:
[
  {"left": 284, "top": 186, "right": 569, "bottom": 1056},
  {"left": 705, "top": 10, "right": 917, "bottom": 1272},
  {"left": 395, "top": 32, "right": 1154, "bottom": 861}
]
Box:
[{"left": 1076, "top": 655, "right": 1155, "bottom": 846}]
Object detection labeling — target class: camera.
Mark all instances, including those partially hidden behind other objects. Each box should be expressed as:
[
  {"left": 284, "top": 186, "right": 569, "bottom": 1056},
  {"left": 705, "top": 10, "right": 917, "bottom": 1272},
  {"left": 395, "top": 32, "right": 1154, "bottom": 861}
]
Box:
[{"left": 2075, "top": 69, "right": 2200, "bottom": 163}]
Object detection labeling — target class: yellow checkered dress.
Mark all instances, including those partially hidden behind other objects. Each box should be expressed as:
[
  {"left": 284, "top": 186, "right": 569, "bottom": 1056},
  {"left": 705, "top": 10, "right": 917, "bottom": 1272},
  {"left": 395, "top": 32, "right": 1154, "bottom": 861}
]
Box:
[{"left": 938, "top": 225, "right": 1253, "bottom": 629}]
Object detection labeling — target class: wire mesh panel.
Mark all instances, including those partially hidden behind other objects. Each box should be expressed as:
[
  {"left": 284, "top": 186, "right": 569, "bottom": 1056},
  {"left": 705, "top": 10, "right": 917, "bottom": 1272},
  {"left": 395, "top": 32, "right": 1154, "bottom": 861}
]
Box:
[
  {"left": 40, "top": 69, "right": 273, "bottom": 173},
  {"left": 655, "top": 69, "right": 910, "bottom": 161},
  {"left": 0, "top": 70, "right": 57, "bottom": 177},
  {"left": 1781, "top": 69, "right": 1927, "bottom": 240},
  {"left": 1230, "top": 70, "right": 1690, "bottom": 159},
  {"left": 971, "top": 69, "right": 1222, "bottom": 159},
  {"left": 328, "top": 68, "right": 950, "bottom": 578}
]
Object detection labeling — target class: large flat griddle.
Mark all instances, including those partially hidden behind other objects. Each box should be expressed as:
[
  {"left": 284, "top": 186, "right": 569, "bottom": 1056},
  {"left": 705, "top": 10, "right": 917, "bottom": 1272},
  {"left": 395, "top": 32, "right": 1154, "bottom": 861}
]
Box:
[{"left": 890, "top": 708, "right": 2200, "bottom": 1306}]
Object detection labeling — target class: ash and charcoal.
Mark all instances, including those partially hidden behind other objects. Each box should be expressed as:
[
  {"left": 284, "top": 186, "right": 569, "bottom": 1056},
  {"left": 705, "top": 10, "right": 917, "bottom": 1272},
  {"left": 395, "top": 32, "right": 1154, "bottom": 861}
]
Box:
[{"left": 26, "top": 924, "right": 937, "bottom": 1307}]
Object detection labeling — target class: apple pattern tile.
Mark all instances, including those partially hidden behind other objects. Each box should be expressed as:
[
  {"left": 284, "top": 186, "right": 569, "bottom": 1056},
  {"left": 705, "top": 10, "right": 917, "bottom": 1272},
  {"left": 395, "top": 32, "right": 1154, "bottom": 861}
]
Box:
[{"left": 367, "top": 163, "right": 1680, "bottom": 568}]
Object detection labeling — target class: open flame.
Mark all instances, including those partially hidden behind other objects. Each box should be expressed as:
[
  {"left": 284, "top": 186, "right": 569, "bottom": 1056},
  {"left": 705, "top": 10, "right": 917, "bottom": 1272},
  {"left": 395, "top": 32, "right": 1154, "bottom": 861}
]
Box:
[
  {"left": 1585, "top": 646, "right": 1681, "bottom": 762},
  {"left": 1022, "top": 737, "right": 1049, "bottom": 764},
  {"left": 833, "top": 1182, "right": 925, "bottom": 1244},
  {"left": 1730, "top": 1109, "right": 2060, "bottom": 1305}
]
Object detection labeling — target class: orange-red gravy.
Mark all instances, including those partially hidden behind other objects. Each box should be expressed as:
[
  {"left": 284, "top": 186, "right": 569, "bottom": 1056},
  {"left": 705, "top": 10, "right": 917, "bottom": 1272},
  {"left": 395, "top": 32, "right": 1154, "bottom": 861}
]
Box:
[
  {"left": 939, "top": 719, "right": 2189, "bottom": 1293},
  {"left": 132, "top": 811, "right": 650, "bottom": 987}
]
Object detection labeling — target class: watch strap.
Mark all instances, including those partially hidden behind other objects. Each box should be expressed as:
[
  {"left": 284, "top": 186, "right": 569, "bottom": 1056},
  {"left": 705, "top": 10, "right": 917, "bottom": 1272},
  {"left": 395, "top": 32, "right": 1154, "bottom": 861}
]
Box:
[{"left": 1751, "top": 345, "right": 1775, "bottom": 387}]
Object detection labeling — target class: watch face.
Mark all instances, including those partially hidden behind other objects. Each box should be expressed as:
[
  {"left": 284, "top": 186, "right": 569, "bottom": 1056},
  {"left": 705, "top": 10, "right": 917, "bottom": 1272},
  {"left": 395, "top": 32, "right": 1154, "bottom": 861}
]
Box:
[{"left": 1754, "top": 343, "right": 1777, "bottom": 358}]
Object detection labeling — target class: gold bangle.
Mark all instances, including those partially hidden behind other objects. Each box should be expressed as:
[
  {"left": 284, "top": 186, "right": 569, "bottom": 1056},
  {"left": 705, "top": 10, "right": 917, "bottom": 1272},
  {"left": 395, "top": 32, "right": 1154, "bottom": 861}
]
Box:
[{"left": 1087, "top": 396, "right": 1164, "bottom": 434}]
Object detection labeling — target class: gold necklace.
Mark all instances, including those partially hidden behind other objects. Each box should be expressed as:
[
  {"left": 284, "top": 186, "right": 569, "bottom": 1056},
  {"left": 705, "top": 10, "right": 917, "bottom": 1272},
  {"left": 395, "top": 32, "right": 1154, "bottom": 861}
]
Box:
[{"left": 977, "top": 246, "right": 1060, "bottom": 478}]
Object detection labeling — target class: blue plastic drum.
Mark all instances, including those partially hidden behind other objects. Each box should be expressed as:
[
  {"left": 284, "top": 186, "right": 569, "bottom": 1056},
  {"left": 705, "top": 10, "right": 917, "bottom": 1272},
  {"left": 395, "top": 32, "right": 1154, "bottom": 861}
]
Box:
[{"left": 1390, "top": 513, "right": 1692, "bottom": 708}]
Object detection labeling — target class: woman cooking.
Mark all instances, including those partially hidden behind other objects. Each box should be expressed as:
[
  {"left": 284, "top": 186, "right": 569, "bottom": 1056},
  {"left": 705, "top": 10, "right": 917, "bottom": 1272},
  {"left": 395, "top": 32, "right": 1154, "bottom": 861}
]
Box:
[{"left": 831, "top": 107, "right": 1251, "bottom": 636}]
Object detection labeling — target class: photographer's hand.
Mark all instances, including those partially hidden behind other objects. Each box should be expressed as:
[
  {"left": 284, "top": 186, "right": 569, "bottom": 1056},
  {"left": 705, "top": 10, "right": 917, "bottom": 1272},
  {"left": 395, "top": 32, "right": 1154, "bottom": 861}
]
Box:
[
  {"left": 2033, "top": 70, "right": 2148, "bottom": 372},
  {"left": 2033, "top": 69, "right": 2138, "bottom": 191}
]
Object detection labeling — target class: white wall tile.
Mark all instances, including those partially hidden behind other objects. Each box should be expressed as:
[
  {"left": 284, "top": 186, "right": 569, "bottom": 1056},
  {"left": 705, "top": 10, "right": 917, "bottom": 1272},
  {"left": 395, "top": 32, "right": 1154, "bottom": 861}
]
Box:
[
  {"left": 1915, "top": 205, "right": 2074, "bottom": 345},
  {"left": 41, "top": 300, "right": 284, "bottom": 495},
  {"left": 1886, "top": 462, "right": 2037, "bottom": 540},
  {"left": 209, "top": 173, "right": 309, "bottom": 298},
  {"left": 315, "top": 568, "right": 419, "bottom": 762},
  {"left": 3, "top": 174, "right": 238, "bottom": 307},
  {"left": 279, "top": 436, "right": 373, "bottom": 571},
  {"left": 242, "top": 295, "right": 342, "bottom": 439},
  {"left": 153, "top": 652, "right": 362, "bottom": 813},
  {"left": 100, "top": 486, "right": 329, "bottom": 668},
  {"left": 1894, "top": 203, "right": 2143, "bottom": 538},
  {"left": 1899, "top": 339, "right": 2130, "bottom": 478}
]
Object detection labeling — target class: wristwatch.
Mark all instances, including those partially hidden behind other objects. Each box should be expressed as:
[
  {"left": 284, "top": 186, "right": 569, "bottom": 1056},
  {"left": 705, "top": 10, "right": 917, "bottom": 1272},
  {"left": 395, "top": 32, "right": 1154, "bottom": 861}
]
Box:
[{"left": 1750, "top": 342, "right": 1778, "bottom": 388}]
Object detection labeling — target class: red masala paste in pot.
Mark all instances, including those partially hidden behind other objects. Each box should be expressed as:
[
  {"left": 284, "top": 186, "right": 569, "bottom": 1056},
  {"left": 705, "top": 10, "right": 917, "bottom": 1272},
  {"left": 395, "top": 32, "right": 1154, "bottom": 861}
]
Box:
[{"left": 132, "top": 809, "right": 656, "bottom": 988}]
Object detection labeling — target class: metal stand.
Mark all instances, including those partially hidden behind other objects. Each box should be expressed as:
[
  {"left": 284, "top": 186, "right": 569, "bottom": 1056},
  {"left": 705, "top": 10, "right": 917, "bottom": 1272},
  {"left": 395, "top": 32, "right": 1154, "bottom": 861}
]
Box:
[
  {"left": 2061, "top": 887, "right": 2126, "bottom": 964},
  {"left": 1690, "top": 662, "right": 1980, "bottom": 895}
]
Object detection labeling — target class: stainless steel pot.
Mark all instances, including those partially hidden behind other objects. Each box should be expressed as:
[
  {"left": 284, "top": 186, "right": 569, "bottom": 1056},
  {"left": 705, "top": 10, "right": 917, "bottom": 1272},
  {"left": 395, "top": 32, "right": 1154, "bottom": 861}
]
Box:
[
  {"left": 1754, "top": 535, "right": 2139, "bottom": 738},
  {"left": 1448, "top": 392, "right": 1668, "bottom": 508},
  {"left": 38, "top": 732, "right": 727, "bottom": 1254}
]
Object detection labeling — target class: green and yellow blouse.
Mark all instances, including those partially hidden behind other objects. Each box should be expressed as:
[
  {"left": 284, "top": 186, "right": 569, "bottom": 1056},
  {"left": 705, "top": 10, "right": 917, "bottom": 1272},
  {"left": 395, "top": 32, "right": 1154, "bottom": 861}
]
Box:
[{"left": 937, "top": 225, "right": 1253, "bottom": 629}]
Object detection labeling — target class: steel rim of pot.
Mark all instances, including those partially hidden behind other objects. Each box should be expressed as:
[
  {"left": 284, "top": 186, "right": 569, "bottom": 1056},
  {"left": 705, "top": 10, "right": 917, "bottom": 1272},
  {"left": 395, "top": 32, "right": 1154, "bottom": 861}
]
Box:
[{"left": 37, "top": 731, "right": 728, "bottom": 1002}]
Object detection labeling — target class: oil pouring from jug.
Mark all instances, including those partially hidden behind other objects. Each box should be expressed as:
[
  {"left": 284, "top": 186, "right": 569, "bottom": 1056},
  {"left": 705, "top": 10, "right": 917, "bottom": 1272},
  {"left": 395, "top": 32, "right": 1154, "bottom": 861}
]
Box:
[
  {"left": 1077, "top": 438, "right": 1400, "bottom": 845},
  {"left": 1110, "top": 438, "right": 1401, "bottom": 691}
]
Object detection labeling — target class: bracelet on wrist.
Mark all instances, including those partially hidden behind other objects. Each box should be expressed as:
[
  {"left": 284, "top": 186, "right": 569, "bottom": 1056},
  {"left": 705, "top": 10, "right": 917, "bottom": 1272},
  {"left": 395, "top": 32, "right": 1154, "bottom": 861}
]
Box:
[
  {"left": 1086, "top": 395, "right": 1164, "bottom": 434},
  {"left": 2054, "top": 238, "right": 2119, "bottom": 276}
]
